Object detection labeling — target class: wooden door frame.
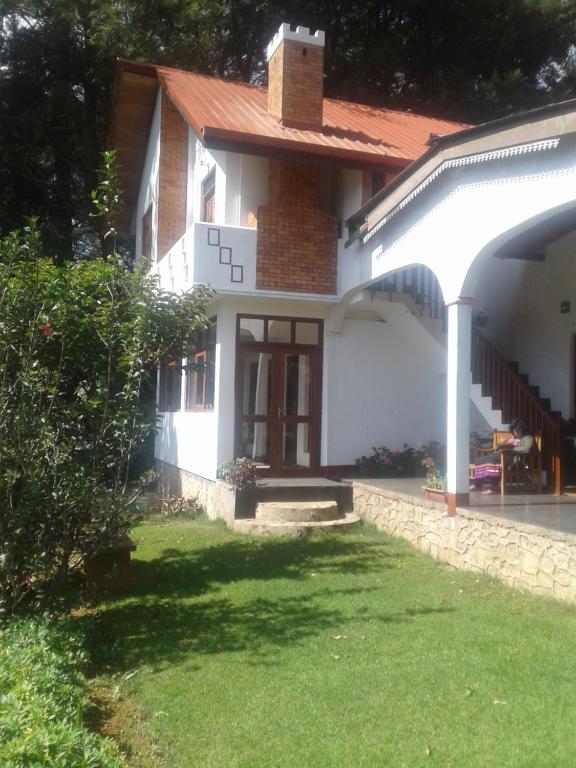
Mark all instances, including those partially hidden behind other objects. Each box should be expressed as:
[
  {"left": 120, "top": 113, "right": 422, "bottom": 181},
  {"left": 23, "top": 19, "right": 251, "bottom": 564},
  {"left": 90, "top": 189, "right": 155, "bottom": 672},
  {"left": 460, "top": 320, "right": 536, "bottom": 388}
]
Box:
[{"left": 234, "top": 315, "right": 323, "bottom": 476}]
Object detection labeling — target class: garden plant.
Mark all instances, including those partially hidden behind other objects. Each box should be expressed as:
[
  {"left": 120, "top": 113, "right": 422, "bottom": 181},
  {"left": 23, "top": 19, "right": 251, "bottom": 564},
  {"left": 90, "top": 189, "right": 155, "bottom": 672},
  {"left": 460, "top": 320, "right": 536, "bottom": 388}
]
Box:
[{"left": 0, "top": 154, "right": 212, "bottom": 614}]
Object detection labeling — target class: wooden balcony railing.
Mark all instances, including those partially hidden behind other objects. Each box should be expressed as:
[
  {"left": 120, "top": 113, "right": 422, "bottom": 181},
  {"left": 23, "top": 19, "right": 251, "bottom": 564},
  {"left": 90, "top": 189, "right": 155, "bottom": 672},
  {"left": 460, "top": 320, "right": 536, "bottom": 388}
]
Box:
[{"left": 471, "top": 329, "right": 564, "bottom": 493}]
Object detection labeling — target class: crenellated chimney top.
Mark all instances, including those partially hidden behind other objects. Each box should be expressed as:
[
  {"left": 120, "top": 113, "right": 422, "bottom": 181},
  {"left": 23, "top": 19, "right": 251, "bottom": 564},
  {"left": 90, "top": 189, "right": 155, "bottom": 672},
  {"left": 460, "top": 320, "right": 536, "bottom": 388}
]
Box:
[{"left": 266, "top": 23, "right": 325, "bottom": 131}]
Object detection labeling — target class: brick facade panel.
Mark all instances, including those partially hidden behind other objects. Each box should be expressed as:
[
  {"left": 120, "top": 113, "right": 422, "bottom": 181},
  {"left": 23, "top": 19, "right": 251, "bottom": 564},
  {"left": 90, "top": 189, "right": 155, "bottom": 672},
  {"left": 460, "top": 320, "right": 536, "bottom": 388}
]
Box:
[
  {"left": 256, "top": 160, "right": 337, "bottom": 295},
  {"left": 157, "top": 93, "right": 188, "bottom": 261}
]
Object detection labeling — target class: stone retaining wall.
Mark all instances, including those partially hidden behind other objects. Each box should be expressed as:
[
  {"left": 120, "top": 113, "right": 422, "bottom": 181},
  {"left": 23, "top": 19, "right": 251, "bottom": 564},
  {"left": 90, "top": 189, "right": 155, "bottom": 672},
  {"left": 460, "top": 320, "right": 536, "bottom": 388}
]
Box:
[
  {"left": 352, "top": 481, "right": 576, "bottom": 604},
  {"left": 156, "top": 461, "right": 237, "bottom": 523}
]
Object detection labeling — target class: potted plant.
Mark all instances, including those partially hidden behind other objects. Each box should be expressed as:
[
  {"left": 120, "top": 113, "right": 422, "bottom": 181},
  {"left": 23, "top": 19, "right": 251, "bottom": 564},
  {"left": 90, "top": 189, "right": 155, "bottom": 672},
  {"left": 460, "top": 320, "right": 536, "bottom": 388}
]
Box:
[
  {"left": 421, "top": 444, "right": 447, "bottom": 502},
  {"left": 216, "top": 457, "right": 259, "bottom": 518},
  {"left": 422, "top": 471, "right": 447, "bottom": 502}
]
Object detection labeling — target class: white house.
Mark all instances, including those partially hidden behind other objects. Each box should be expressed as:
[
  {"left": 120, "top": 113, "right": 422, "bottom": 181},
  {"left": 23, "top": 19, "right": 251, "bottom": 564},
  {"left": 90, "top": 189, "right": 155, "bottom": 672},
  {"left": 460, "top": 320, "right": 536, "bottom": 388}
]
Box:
[{"left": 109, "top": 23, "right": 575, "bottom": 516}]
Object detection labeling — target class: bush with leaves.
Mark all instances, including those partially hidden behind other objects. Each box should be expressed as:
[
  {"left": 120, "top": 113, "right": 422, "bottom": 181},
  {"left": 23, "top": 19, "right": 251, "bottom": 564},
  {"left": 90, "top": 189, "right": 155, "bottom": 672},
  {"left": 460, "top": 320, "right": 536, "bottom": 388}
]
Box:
[
  {"left": 217, "top": 458, "right": 258, "bottom": 491},
  {"left": 0, "top": 219, "right": 212, "bottom": 614},
  {"left": 0, "top": 615, "right": 124, "bottom": 767}
]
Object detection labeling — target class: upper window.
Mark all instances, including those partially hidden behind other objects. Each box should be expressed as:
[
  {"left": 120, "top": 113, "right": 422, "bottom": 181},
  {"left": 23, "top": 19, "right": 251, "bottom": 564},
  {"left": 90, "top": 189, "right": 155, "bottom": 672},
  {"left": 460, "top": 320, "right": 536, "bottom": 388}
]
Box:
[
  {"left": 141, "top": 205, "right": 153, "bottom": 266},
  {"left": 201, "top": 169, "right": 216, "bottom": 223}
]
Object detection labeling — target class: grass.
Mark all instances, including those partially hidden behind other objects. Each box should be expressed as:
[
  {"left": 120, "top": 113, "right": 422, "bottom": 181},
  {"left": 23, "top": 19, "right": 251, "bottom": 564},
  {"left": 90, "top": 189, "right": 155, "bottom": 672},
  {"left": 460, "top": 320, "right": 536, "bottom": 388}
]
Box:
[{"left": 91, "top": 518, "right": 576, "bottom": 767}]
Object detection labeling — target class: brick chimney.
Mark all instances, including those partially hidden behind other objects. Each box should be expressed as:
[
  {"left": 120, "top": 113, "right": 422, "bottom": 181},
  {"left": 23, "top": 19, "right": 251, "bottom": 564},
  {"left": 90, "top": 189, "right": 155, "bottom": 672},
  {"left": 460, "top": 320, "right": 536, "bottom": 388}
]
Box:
[{"left": 266, "top": 23, "right": 325, "bottom": 130}]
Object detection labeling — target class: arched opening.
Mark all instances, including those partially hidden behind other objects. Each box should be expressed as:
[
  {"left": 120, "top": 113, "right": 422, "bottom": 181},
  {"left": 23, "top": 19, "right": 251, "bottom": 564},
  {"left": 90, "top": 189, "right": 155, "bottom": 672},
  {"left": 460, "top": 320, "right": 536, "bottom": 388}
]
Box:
[
  {"left": 462, "top": 204, "right": 576, "bottom": 493},
  {"left": 323, "top": 264, "right": 448, "bottom": 471}
]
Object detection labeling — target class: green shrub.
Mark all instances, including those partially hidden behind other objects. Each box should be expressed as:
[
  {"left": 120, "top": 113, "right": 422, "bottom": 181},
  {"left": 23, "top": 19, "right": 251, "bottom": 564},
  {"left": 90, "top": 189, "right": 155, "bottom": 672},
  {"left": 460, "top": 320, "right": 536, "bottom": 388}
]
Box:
[
  {"left": 355, "top": 444, "right": 427, "bottom": 478},
  {"left": 0, "top": 615, "right": 124, "bottom": 767},
  {"left": 0, "top": 213, "right": 212, "bottom": 614},
  {"left": 217, "top": 458, "right": 258, "bottom": 491}
]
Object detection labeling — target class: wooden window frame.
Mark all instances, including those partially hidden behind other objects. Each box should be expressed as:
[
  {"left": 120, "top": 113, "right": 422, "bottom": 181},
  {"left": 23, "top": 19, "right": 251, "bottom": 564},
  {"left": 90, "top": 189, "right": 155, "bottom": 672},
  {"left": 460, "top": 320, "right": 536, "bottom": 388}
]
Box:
[
  {"left": 185, "top": 351, "right": 209, "bottom": 411},
  {"left": 158, "top": 359, "right": 183, "bottom": 412},
  {"left": 237, "top": 314, "right": 322, "bottom": 347},
  {"left": 184, "top": 319, "right": 217, "bottom": 411}
]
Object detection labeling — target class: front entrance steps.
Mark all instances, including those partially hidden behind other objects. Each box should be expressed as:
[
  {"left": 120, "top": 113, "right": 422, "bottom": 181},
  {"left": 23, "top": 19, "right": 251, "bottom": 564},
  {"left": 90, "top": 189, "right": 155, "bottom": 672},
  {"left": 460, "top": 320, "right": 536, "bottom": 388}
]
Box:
[{"left": 230, "top": 478, "right": 360, "bottom": 536}]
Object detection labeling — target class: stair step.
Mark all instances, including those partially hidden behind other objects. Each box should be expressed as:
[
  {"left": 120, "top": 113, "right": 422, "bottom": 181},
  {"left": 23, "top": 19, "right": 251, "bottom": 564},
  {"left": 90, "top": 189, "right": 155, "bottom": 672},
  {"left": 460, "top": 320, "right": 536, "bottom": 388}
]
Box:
[
  {"left": 256, "top": 500, "right": 340, "bottom": 523},
  {"left": 231, "top": 512, "right": 361, "bottom": 537},
  {"left": 235, "top": 479, "right": 353, "bottom": 519}
]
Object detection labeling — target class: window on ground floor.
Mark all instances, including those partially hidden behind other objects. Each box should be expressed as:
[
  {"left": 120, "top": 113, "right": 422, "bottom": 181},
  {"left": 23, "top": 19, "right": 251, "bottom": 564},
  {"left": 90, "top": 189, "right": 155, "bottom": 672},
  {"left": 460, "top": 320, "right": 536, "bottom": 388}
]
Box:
[
  {"left": 158, "top": 359, "right": 183, "bottom": 411},
  {"left": 185, "top": 318, "right": 217, "bottom": 410}
]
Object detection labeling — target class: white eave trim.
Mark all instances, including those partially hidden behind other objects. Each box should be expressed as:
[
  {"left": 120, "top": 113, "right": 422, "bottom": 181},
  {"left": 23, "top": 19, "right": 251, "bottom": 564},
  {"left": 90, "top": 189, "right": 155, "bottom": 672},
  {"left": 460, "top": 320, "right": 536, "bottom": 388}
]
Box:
[{"left": 362, "top": 137, "right": 561, "bottom": 245}]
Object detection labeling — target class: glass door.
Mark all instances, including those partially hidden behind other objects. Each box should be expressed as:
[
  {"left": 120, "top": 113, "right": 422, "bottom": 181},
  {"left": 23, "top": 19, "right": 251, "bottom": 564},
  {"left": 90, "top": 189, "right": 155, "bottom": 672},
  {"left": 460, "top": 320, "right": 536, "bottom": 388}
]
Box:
[
  {"left": 278, "top": 351, "right": 314, "bottom": 470},
  {"left": 236, "top": 316, "right": 322, "bottom": 475}
]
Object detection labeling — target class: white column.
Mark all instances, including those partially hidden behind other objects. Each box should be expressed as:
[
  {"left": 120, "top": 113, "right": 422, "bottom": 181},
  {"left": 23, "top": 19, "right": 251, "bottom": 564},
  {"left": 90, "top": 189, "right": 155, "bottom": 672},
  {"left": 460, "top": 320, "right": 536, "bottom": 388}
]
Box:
[{"left": 446, "top": 298, "right": 473, "bottom": 514}]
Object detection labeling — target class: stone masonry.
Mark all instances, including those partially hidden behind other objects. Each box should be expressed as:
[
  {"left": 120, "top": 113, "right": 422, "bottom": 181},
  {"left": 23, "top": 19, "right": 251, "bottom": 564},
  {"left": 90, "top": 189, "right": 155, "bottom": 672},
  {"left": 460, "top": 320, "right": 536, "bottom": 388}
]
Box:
[{"left": 353, "top": 481, "right": 576, "bottom": 604}]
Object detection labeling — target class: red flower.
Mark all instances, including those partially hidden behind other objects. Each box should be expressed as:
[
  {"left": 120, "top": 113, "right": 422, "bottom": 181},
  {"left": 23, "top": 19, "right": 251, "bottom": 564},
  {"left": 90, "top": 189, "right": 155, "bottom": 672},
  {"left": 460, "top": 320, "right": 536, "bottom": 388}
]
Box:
[{"left": 39, "top": 323, "right": 52, "bottom": 336}]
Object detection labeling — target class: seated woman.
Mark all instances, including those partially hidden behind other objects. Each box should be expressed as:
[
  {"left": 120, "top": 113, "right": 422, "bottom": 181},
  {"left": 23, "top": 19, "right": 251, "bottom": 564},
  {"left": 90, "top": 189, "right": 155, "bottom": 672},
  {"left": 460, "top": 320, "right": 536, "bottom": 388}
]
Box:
[{"left": 471, "top": 418, "right": 534, "bottom": 495}]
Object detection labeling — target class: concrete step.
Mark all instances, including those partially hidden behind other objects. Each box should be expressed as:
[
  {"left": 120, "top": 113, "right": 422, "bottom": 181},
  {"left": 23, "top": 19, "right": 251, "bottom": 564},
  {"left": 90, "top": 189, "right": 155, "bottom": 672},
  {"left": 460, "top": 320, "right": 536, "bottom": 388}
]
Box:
[
  {"left": 231, "top": 512, "right": 361, "bottom": 537},
  {"left": 256, "top": 500, "right": 340, "bottom": 523},
  {"left": 235, "top": 478, "right": 353, "bottom": 519}
]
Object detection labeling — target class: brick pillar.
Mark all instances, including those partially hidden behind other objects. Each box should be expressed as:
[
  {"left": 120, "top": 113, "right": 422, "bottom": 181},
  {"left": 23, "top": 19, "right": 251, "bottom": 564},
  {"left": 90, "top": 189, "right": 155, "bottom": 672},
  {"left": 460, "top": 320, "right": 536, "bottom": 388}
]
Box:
[{"left": 157, "top": 92, "right": 188, "bottom": 261}]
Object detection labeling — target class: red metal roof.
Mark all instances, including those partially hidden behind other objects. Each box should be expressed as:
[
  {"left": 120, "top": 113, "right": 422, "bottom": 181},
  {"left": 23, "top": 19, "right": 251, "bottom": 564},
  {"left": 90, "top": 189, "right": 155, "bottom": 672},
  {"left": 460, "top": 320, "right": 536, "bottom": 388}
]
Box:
[{"left": 119, "top": 60, "right": 468, "bottom": 167}]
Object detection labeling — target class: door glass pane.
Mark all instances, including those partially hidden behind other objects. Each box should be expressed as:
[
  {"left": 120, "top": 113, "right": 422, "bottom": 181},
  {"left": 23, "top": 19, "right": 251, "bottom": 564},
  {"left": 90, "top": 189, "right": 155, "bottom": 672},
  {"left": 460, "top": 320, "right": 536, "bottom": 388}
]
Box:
[
  {"left": 284, "top": 354, "right": 310, "bottom": 416},
  {"left": 241, "top": 422, "right": 269, "bottom": 465},
  {"left": 242, "top": 352, "right": 272, "bottom": 415},
  {"left": 282, "top": 423, "right": 310, "bottom": 468},
  {"left": 267, "top": 319, "right": 291, "bottom": 343},
  {"left": 239, "top": 317, "right": 264, "bottom": 342},
  {"left": 295, "top": 321, "right": 319, "bottom": 345}
]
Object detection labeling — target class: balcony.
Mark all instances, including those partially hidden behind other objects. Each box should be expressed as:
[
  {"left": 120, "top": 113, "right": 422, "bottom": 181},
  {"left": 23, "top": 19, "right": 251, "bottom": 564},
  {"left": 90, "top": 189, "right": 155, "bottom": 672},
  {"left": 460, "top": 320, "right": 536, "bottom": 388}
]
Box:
[{"left": 154, "top": 221, "right": 257, "bottom": 293}]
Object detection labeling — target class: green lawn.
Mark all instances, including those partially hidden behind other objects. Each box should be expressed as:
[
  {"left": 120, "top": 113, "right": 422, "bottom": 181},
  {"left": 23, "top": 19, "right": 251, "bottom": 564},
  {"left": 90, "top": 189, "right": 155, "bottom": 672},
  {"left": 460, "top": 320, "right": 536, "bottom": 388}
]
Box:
[{"left": 92, "top": 518, "right": 576, "bottom": 768}]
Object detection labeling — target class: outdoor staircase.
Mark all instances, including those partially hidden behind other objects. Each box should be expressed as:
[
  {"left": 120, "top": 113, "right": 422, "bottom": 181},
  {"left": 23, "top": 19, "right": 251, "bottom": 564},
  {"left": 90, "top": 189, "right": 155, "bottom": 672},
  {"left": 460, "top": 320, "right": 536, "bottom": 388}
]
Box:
[
  {"left": 230, "top": 478, "right": 360, "bottom": 537},
  {"left": 371, "top": 265, "right": 565, "bottom": 491},
  {"left": 471, "top": 329, "right": 564, "bottom": 492}
]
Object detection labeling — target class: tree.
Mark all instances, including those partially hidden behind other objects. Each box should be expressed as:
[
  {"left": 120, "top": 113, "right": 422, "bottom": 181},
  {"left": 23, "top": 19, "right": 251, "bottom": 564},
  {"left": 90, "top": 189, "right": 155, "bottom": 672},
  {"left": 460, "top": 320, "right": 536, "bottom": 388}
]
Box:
[
  {"left": 0, "top": 158, "right": 212, "bottom": 613},
  {"left": 0, "top": 0, "right": 575, "bottom": 256}
]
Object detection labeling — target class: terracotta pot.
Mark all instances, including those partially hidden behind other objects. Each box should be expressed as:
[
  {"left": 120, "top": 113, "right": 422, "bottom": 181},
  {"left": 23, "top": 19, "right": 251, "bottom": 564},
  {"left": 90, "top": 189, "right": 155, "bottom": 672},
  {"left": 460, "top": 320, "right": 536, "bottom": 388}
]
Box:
[{"left": 422, "top": 486, "right": 447, "bottom": 503}]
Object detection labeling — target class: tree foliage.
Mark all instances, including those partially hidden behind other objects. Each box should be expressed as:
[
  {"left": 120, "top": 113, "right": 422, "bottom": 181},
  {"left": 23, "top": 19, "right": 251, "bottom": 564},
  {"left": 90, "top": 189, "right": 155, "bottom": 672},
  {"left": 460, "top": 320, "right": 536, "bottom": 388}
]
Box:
[
  {"left": 0, "top": 208, "right": 212, "bottom": 613},
  {"left": 0, "top": 0, "right": 575, "bottom": 254}
]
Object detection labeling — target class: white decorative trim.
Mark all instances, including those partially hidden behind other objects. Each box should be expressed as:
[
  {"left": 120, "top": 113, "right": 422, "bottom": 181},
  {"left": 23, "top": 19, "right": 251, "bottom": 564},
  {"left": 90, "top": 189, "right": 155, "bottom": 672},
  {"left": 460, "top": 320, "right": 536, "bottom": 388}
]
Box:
[
  {"left": 362, "top": 138, "right": 561, "bottom": 244},
  {"left": 266, "top": 23, "right": 325, "bottom": 61},
  {"left": 372, "top": 165, "right": 576, "bottom": 268}
]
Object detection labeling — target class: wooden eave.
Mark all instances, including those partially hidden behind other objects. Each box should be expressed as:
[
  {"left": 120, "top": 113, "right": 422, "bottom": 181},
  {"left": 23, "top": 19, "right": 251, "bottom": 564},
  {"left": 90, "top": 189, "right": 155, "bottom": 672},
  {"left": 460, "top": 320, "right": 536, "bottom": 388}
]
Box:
[{"left": 108, "top": 61, "right": 159, "bottom": 234}]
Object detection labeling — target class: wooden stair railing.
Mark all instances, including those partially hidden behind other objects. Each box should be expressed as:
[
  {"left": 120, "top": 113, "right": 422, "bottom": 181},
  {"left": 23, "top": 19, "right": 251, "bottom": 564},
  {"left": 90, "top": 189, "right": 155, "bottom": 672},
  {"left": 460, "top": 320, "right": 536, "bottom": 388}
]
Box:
[{"left": 471, "top": 328, "right": 564, "bottom": 493}]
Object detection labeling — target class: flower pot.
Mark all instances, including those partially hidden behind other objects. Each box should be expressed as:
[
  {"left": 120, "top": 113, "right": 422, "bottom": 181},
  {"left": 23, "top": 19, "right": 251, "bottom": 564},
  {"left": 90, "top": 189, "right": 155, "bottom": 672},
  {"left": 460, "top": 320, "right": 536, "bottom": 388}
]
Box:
[{"left": 422, "top": 486, "right": 447, "bottom": 503}]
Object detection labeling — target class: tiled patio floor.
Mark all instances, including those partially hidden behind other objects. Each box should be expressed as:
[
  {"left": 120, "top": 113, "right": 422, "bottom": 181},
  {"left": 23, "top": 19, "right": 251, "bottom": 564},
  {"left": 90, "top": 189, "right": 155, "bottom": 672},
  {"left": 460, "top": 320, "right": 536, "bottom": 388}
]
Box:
[{"left": 347, "top": 477, "right": 576, "bottom": 536}]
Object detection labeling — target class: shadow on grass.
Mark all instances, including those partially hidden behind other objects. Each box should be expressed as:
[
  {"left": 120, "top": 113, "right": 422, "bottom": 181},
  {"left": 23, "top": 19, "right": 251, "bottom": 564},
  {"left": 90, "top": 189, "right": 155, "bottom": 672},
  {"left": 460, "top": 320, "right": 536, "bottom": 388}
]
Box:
[
  {"left": 87, "top": 534, "right": 452, "bottom": 673},
  {"left": 127, "top": 535, "right": 406, "bottom": 599}
]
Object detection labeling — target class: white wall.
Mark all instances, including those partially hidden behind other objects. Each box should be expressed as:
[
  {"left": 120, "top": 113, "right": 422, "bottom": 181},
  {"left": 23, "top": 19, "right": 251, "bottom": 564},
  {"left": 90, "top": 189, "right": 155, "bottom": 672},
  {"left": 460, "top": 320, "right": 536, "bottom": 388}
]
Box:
[
  {"left": 474, "top": 231, "right": 576, "bottom": 417},
  {"left": 239, "top": 154, "right": 269, "bottom": 225},
  {"left": 155, "top": 411, "right": 218, "bottom": 479},
  {"left": 155, "top": 298, "right": 223, "bottom": 480},
  {"left": 324, "top": 300, "right": 447, "bottom": 465},
  {"left": 135, "top": 89, "right": 161, "bottom": 264},
  {"left": 336, "top": 169, "right": 363, "bottom": 295}
]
